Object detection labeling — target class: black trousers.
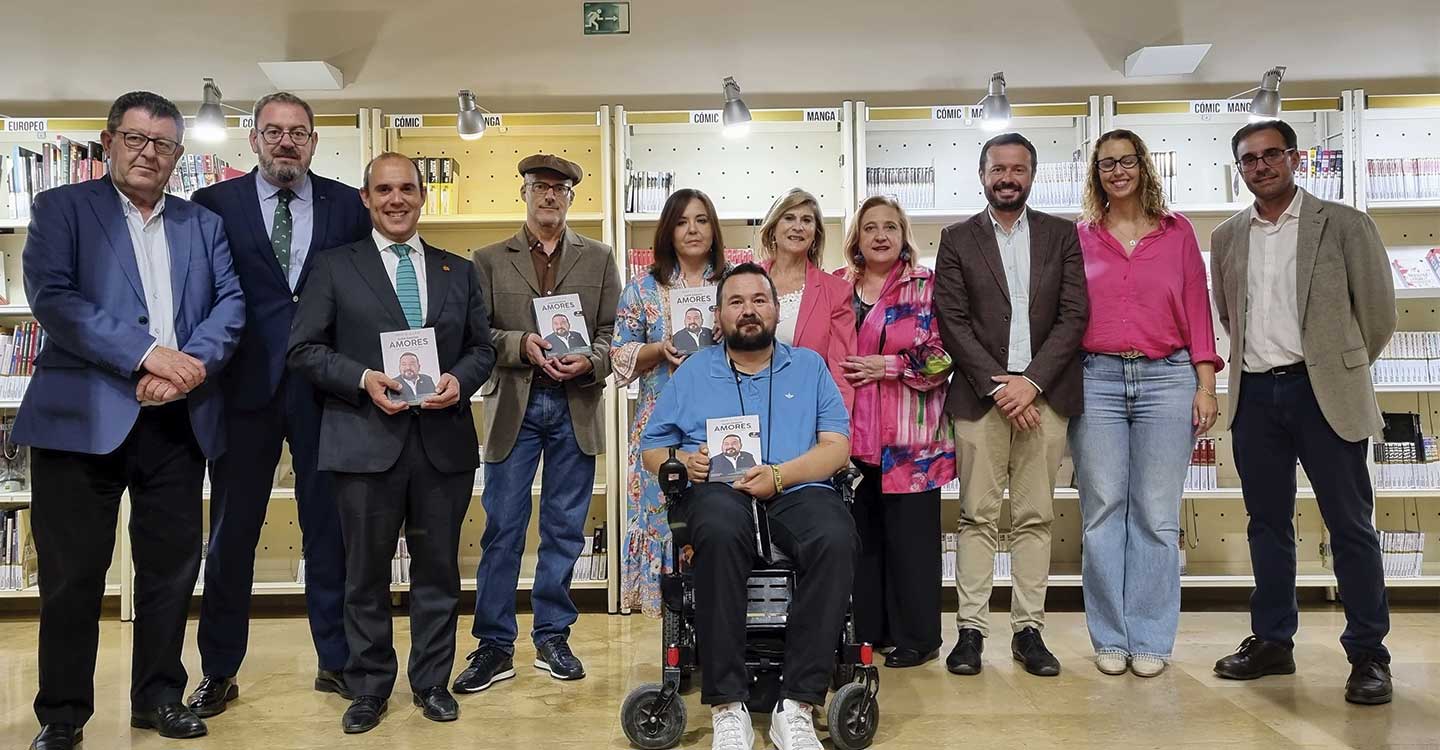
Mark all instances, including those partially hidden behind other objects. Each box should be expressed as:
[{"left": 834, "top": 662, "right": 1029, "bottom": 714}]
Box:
[
  {"left": 1232, "top": 370, "right": 1390, "bottom": 663},
  {"left": 30, "top": 402, "right": 206, "bottom": 727},
  {"left": 849, "top": 461, "right": 942, "bottom": 654},
  {"left": 199, "top": 373, "right": 347, "bottom": 677},
  {"left": 334, "top": 424, "right": 473, "bottom": 699},
  {"left": 671, "top": 483, "right": 857, "bottom": 706}
]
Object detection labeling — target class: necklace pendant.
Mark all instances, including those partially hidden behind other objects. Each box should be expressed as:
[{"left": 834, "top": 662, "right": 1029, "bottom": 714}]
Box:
[{"left": 1128, "top": 239, "right": 1138, "bottom": 246}]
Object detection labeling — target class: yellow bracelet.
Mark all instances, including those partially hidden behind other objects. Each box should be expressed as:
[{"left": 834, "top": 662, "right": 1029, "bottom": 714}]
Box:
[
  {"left": 1197, "top": 386, "right": 1217, "bottom": 399},
  {"left": 771, "top": 465, "right": 784, "bottom": 496}
]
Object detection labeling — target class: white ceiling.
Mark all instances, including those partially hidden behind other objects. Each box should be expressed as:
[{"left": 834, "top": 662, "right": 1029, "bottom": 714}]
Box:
[{"left": 4, "top": 0, "right": 1438, "bottom": 116}]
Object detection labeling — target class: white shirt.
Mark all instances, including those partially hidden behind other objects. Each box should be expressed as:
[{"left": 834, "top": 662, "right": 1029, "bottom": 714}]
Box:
[
  {"left": 1242, "top": 189, "right": 1306, "bottom": 372},
  {"left": 256, "top": 171, "right": 313, "bottom": 291},
  {"left": 990, "top": 208, "right": 1032, "bottom": 372},
  {"left": 776, "top": 288, "right": 804, "bottom": 346},
  {"left": 117, "top": 188, "right": 185, "bottom": 406},
  {"left": 372, "top": 229, "right": 428, "bottom": 321}
]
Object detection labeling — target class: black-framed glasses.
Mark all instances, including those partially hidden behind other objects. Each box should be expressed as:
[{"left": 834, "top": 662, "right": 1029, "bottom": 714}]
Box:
[
  {"left": 526, "top": 181, "right": 575, "bottom": 199},
  {"left": 114, "top": 130, "right": 180, "bottom": 156},
  {"left": 1096, "top": 154, "right": 1141, "bottom": 172},
  {"left": 257, "top": 127, "right": 313, "bottom": 145},
  {"left": 1237, "top": 147, "right": 1296, "bottom": 172}
]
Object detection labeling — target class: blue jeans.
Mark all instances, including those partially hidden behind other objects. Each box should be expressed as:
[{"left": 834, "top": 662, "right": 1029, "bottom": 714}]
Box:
[
  {"left": 1069, "top": 350, "right": 1196, "bottom": 659},
  {"left": 472, "top": 387, "right": 596, "bottom": 652}
]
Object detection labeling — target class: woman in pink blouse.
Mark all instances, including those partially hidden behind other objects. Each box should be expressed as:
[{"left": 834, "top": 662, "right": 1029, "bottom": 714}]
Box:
[{"left": 1069, "top": 129, "right": 1223, "bottom": 678}]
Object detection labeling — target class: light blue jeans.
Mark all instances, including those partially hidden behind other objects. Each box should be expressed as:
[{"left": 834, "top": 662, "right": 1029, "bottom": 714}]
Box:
[{"left": 1069, "top": 350, "right": 1197, "bottom": 660}]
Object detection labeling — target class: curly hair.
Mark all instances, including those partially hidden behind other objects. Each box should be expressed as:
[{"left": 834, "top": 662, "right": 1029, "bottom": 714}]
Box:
[{"left": 1081, "top": 129, "right": 1170, "bottom": 224}]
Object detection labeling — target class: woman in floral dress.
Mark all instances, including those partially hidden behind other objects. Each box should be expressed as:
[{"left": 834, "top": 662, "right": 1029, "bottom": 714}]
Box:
[{"left": 612, "top": 188, "right": 729, "bottom": 615}]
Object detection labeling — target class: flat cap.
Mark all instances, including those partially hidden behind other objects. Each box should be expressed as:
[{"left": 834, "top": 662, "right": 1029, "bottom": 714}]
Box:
[{"left": 518, "top": 154, "right": 583, "bottom": 186}]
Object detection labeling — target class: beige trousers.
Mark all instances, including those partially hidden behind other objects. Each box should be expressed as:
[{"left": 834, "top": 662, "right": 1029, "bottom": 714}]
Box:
[{"left": 952, "top": 400, "right": 1068, "bottom": 636}]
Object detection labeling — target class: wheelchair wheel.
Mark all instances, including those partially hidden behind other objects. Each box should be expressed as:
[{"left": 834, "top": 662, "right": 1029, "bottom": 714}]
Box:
[
  {"left": 620, "top": 682, "right": 687, "bottom": 750},
  {"left": 827, "top": 682, "right": 879, "bottom": 750}
]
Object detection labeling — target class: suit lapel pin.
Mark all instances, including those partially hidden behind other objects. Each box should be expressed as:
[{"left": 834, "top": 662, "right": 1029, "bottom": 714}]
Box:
[{"left": 442, "top": 264, "right": 451, "bottom": 272}]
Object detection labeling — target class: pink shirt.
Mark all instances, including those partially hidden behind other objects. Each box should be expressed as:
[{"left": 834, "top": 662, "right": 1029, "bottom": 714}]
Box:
[{"left": 1076, "top": 213, "right": 1223, "bottom": 370}]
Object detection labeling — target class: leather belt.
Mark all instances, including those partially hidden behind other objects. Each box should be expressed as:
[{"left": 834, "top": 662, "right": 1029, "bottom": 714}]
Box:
[
  {"left": 1254, "top": 362, "right": 1307, "bottom": 376},
  {"left": 1117, "top": 350, "right": 1145, "bottom": 360}
]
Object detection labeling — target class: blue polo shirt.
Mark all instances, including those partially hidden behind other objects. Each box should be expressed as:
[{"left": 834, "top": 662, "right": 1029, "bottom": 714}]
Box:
[{"left": 641, "top": 342, "right": 850, "bottom": 493}]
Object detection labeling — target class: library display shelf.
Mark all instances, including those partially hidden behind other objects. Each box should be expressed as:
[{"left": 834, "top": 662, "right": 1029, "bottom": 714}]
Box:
[
  {"left": 623, "top": 209, "right": 847, "bottom": 224},
  {"left": 0, "top": 305, "right": 32, "bottom": 316},
  {"left": 0, "top": 218, "right": 26, "bottom": 231},
  {"left": 198, "top": 577, "right": 610, "bottom": 597},
  {"left": 420, "top": 211, "right": 605, "bottom": 227},
  {"left": 194, "top": 482, "right": 608, "bottom": 501},
  {"left": 942, "top": 563, "right": 1440, "bottom": 590},
  {"left": 1, "top": 584, "right": 122, "bottom": 600},
  {"left": 939, "top": 487, "right": 1440, "bottom": 502},
  {"left": 1365, "top": 199, "right": 1440, "bottom": 213}
]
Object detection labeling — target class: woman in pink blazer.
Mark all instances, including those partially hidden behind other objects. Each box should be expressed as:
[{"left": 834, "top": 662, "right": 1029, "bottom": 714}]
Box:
[{"left": 757, "top": 188, "right": 857, "bottom": 412}]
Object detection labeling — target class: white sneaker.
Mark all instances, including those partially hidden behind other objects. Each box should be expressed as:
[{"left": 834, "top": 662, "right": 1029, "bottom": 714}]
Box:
[
  {"left": 1096, "top": 652, "right": 1128, "bottom": 675},
  {"left": 769, "top": 699, "right": 822, "bottom": 750},
  {"left": 711, "top": 702, "right": 754, "bottom": 750},
  {"left": 1131, "top": 655, "right": 1167, "bottom": 678}
]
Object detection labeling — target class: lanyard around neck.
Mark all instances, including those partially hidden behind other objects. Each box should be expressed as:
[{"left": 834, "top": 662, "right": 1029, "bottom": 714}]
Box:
[{"left": 729, "top": 351, "right": 774, "bottom": 466}]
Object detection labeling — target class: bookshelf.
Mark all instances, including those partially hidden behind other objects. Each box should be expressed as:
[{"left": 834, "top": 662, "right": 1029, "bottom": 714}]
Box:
[{"left": 855, "top": 99, "right": 1099, "bottom": 262}]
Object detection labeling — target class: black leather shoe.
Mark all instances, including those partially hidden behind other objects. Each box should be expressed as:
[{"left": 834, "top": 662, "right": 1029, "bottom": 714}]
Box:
[
  {"left": 1012, "top": 627, "right": 1061, "bottom": 677},
  {"left": 130, "top": 703, "right": 207, "bottom": 739},
  {"left": 412, "top": 686, "right": 459, "bottom": 722},
  {"left": 453, "top": 644, "right": 517, "bottom": 693},
  {"left": 185, "top": 675, "right": 238, "bottom": 718},
  {"left": 535, "top": 636, "right": 586, "bottom": 680},
  {"left": 315, "top": 669, "right": 353, "bottom": 700},
  {"left": 30, "top": 725, "right": 81, "bottom": 750},
  {"left": 1345, "top": 658, "right": 1393, "bottom": 705},
  {"left": 946, "top": 629, "right": 984, "bottom": 675},
  {"left": 885, "top": 647, "right": 940, "bottom": 668},
  {"left": 341, "top": 696, "right": 387, "bottom": 734},
  {"left": 1214, "top": 636, "right": 1296, "bottom": 680}
]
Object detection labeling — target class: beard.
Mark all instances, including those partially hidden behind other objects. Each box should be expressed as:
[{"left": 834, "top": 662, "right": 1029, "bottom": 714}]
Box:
[
  {"left": 725, "top": 315, "right": 775, "bottom": 351},
  {"left": 260, "top": 150, "right": 303, "bottom": 184},
  {"left": 984, "top": 180, "right": 1031, "bottom": 212}
]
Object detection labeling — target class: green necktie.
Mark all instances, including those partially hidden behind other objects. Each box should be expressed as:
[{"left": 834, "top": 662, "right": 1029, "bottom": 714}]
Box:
[
  {"left": 270, "top": 188, "right": 294, "bottom": 279},
  {"left": 390, "top": 244, "right": 424, "bottom": 328}
]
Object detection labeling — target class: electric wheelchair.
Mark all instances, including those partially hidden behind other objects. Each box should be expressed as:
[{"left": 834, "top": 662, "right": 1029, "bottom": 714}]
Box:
[{"left": 620, "top": 449, "right": 880, "bottom": 750}]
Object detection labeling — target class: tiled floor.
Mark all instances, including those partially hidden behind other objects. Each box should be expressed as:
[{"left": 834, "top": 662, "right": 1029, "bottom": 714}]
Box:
[{"left": 2, "top": 610, "right": 1437, "bottom": 749}]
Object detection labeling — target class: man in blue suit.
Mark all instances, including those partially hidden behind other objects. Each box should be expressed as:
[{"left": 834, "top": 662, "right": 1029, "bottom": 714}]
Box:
[
  {"left": 185, "top": 92, "right": 370, "bottom": 719},
  {"left": 15, "top": 91, "right": 245, "bottom": 750}
]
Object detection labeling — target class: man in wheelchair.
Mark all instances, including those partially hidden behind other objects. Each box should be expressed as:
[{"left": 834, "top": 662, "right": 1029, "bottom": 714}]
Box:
[{"left": 641, "top": 263, "right": 857, "bottom": 750}]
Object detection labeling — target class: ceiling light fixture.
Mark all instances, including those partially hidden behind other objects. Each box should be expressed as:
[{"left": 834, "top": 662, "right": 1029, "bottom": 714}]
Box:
[
  {"left": 1243, "top": 66, "right": 1287, "bottom": 122},
  {"left": 979, "top": 72, "right": 1012, "bottom": 132},
  {"left": 721, "top": 77, "right": 752, "bottom": 138},
  {"left": 193, "top": 78, "right": 249, "bottom": 142}
]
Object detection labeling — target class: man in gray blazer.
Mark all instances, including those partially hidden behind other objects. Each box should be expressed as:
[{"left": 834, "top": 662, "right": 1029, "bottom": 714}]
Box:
[
  {"left": 1209, "top": 120, "right": 1395, "bottom": 705},
  {"left": 456, "top": 154, "right": 621, "bottom": 693}
]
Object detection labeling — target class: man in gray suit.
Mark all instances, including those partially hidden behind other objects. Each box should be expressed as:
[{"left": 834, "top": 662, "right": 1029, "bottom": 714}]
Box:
[
  {"left": 1209, "top": 120, "right": 1395, "bottom": 705},
  {"left": 456, "top": 154, "right": 620, "bottom": 694}
]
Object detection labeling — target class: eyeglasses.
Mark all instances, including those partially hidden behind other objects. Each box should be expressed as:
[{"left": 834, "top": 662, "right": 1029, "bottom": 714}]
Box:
[
  {"left": 257, "top": 127, "right": 313, "bottom": 145},
  {"left": 114, "top": 130, "right": 180, "bottom": 156},
  {"left": 526, "top": 181, "right": 574, "bottom": 199},
  {"left": 1237, "top": 147, "right": 1296, "bottom": 172},
  {"left": 1096, "top": 154, "right": 1141, "bottom": 172}
]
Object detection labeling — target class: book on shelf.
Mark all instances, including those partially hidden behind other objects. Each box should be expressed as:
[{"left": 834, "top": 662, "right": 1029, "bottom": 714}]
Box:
[
  {"left": 626, "top": 171, "right": 674, "bottom": 213},
  {"left": 571, "top": 522, "right": 608, "bottom": 582},
  {"left": 5, "top": 138, "right": 107, "bottom": 220},
  {"left": 1228, "top": 148, "right": 1344, "bottom": 203},
  {"left": 1373, "top": 413, "right": 1440, "bottom": 489},
  {"left": 166, "top": 154, "right": 242, "bottom": 200},
  {"left": 392, "top": 536, "right": 412, "bottom": 585},
  {"left": 0, "top": 321, "right": 43, "bottom": 401},
  {"left": 1392, "top": 256, "right": 1440, "bottom": 290},
  {"left": 1031, "top": 160, "right": 1085, "bottom": 209},
  {"left": 865, "top": 166, "right": 936, "bottom": 209},
  {"left": 1372, "top": 331, "right": 1440, "bottom": 384},
  {"left": 0, "top": 415, "right": 29, "bottom": 493},
  {"left": 410, "top": 157, "right": 460, "bottom": 216},
  {"left": 1378, "top": 530, "right": 1426, "bottom": 578},
  {"left": 1367, "top": 157, "right": 1440, "bottom": 202},
  {"left": 1185, "top": 438, "right": 1218, "bottom": 491},
  {"left": 1, "top": 508, "right": 37, "bottom": 590},
  {"left": 1151, "top": 150, "right": 1178, "bottom": 203}
]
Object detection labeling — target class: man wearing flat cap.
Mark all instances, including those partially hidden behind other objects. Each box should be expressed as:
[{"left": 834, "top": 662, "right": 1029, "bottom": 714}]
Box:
[{"left": 455, "top": 154, "right": 620, "bottom": 693}]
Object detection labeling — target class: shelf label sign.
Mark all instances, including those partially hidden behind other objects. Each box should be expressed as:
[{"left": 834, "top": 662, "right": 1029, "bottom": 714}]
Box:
[
  {"left": 1189, "top": 99, "right": 1253, "bottom": 117},
  {"left": 237, "top": 115, "right": 255, "bottom": 129},
  {"left": 389, "top": 114, "right": 425, "bottom": 129},
  {"left": 688, "top": 110, "right": 723, "bottom": 126},
  {"left": 3, "top": 118, "right": 47, "bottom": 133},
  {"left": 931, "top": 105, "right": 983, "bottom": 123},
  {"left": 482, "top": 114, "right": 503, "bottom": 127},
  {"left": 803, "top": 108, "right": 841, "bottom": 123},
  {"left": 583, "top": 2, "right": 630, "bottom": 35}
]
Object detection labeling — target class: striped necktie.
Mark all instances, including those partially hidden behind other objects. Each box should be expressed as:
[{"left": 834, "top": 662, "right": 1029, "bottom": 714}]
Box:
[{"left": 389, "top": 243, "right": 424, "bottom": 328}]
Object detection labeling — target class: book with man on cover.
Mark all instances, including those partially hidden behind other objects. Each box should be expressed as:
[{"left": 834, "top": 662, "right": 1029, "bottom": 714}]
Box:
[
  {"left": 380, "top": 327, "right": 440, "bottom": 405},
  {"left": 669, "top": 286, "right": 717, "bottom": 356},
  {"left": 533, "top": 293, "right": 590, "bottom": 358},
  {"left": 707, "top": 415, "right": 762, "bottom": 483}
]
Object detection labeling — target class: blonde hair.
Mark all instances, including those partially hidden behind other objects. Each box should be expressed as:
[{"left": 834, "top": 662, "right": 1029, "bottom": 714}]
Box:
[
  {"left": 757, "top": 188, "right": 825, "bottom": 266},
  {"left": 841, "top": 195, "right": 918, "bottom": 279},
  {"left": 1081, "top": 129, "right": 1170, "bottom": 224}
]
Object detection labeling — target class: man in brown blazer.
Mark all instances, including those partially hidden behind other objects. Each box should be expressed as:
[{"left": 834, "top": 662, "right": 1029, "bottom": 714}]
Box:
[
  {"left": 454, "top": 154, "right": 621, "bottom": 693},
  {"left": 1209, "top": 120, "right": 1395, "bottom": 705},
  {"left": 934, "top": 132, "right": 1089, "bottom": 678}
]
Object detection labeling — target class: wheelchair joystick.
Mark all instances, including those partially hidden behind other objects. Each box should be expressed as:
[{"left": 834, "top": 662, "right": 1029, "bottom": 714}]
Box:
[{"left": 658, "top": 447, "right": 689, "bottom": 506}]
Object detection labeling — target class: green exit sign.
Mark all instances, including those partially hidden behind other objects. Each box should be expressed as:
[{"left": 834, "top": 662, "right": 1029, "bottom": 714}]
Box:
[{"left": 583, "top": 2, "right": 629, "bottom": 35}]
